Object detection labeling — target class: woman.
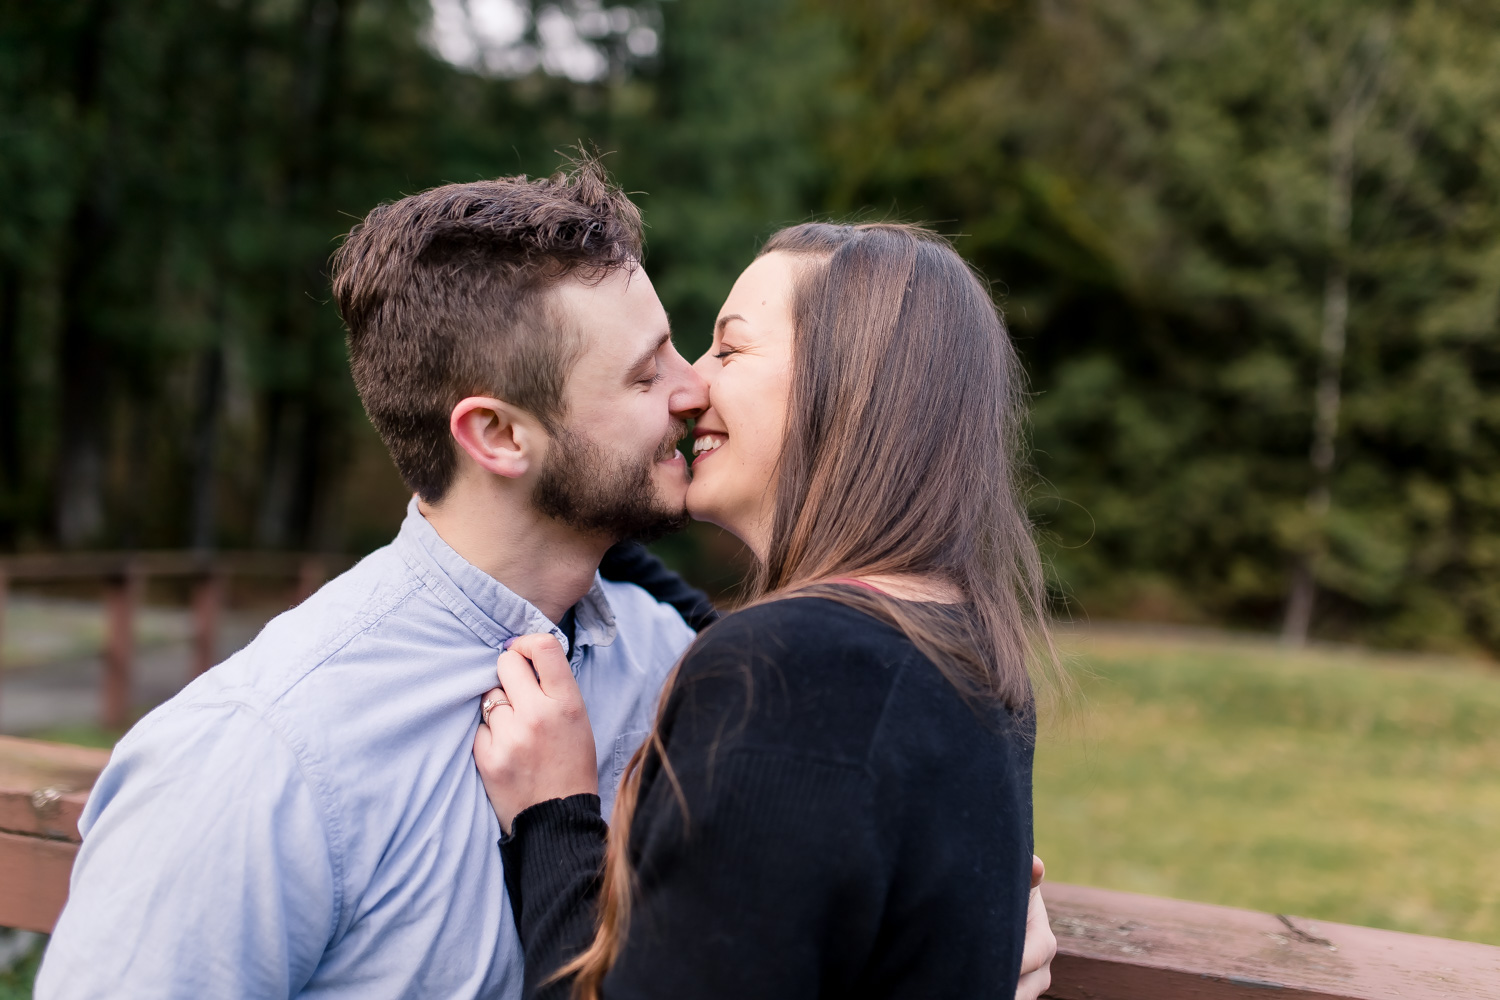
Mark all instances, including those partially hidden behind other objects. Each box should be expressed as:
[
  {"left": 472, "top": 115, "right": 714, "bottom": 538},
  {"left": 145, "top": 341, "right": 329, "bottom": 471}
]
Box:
[{"left": 476, "top": 222, "right": 1055, "bottom": 999}]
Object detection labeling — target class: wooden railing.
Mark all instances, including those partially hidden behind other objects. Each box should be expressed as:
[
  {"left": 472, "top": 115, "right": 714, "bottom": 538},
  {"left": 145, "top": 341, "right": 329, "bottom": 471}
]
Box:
[
  {"left": 0, "top": 551, "right": 352, "bottom": 729},
  {"left": 1043, "top": 883, "right": 1500, "bottom": 999},
  {"left": 1, "top": 738, "right": 1496, "bottom": 997},
  {"left": 0, "top": 735, "right": 109, "bottom": 933}
]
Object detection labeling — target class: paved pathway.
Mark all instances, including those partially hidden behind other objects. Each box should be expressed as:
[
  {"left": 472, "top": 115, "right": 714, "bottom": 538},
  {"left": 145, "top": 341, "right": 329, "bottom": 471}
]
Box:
[{"left": 0, "top": 614, "right": 270, "bottom": 736}]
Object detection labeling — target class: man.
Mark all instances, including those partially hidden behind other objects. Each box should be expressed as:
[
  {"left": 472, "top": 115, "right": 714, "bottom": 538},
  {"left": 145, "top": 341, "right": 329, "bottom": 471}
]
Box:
[
  {"left": 40, "top": 159, "right": 703, "bottom": 998},
  {"left": 38, "top": 158, "right": 1055, "bottom": 998}
]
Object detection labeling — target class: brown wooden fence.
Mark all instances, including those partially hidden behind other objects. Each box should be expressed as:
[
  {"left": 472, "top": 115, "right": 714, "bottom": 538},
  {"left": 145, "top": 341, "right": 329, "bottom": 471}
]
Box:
[
  {"left": 0, "top": 735, "right": 105, "bottom": 934},
  {"left": 0, "top": 552, "right": 352, "bottom": 730},
  {"left": 2, "top": 736, "right": 1497, "bottom": 997},
  {"left": 1044, "top": 882, "right": 1500, "bottom": 999}
]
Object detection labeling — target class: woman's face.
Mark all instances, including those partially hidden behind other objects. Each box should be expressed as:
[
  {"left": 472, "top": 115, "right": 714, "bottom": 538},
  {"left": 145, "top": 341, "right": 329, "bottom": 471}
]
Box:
[{"left": 686, "top": 251, "right": 801, "bottom": 559}]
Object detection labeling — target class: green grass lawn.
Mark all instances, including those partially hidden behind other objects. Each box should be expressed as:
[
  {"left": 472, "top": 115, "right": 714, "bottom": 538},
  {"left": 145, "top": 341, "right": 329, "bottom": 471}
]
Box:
[
  {"left": 0, "top": 942, "right": 41, "bottom": 1000},
  {"left": 1036, "top": 627, "right": 1500, "bottom": 945}
]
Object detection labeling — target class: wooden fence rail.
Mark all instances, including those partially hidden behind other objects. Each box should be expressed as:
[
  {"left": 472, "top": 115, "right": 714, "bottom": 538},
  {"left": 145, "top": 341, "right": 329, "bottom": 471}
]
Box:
[
  {"left": 0, "top": 735, "right": 108, "bottom": 933},
  {"left": 1, "top": 736, "right": 1496, "bottom": 997},
  {"left": 0, "top": 552, "right": 352, "bottom": 730},
  {"left": 1044, "top": 883, "right": 1500, "bottom": 999}
]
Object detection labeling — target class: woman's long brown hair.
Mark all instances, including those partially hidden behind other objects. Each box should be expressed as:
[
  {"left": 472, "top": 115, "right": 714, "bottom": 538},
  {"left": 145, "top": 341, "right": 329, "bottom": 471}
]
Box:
[{"left": 558, "top": 222, "right": 1057, "bottom": 998}]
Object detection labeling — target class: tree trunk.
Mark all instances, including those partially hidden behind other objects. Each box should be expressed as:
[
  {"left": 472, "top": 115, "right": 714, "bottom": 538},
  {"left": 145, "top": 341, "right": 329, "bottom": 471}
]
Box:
[
  {"left": 117, "top": 394, "right": 152, "bottom": 549},
  {"left": 255, "top": 0, "right": 356, "bottom": 550},
  {"left": 189, "top": 345, "right": 225, "bottom": 551},
  {"left": 289, "top": 393, "right": 329, "bottom": 548},
  {"left": 255, "top": 390, "right": 295, "bottom": 548},
  {"left": 55, "top": 197, "right": 113, "bottom": 549},
  {"left": 190, "top": 0, "right": 260, "bottom": 553},
  {"left": 53, "top": 0, "right": 118, "bottom": 549},
  {"left": 0, "top": 263, "right": 20, "bottom": 550},
  {"left": 1282, "top": 99, "right": 1357, "bottom": 646}
]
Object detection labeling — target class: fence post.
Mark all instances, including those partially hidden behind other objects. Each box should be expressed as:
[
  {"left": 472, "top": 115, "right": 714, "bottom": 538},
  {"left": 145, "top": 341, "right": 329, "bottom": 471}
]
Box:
[
  {"left": 191, "top": 567, "right": 223, "bottom": 678},
  {"left": 0, "top": 565, "right": 8, "bottom": 725},
  {"left": 102, "top": 561, "right": 143, "bottom": 731},
  {"left": 293, "top": 556, "right": 324, "bottom": 607}
]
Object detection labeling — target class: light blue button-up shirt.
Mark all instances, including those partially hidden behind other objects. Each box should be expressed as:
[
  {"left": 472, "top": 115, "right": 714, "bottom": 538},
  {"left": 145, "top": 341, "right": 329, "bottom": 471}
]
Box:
[{"left": 37, "top": 500, "right": 694, "bottom": 999}]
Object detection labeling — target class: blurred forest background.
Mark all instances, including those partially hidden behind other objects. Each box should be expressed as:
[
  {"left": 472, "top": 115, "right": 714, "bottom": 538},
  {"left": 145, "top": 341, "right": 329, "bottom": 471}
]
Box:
[{"left": 4, "top": 0, "right": 1500, "bottom": 653}]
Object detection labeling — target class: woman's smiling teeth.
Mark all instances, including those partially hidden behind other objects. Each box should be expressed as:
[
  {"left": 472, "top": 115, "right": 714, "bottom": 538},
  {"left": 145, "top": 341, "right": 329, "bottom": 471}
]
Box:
[{"left": 692, "top": 434, "right": 727, "bottom": 458}]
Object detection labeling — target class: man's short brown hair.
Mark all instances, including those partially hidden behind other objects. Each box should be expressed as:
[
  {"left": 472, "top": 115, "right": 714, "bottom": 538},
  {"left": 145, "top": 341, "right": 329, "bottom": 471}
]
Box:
[{"left": 331, "top": 157, "right": 643, "bottom": 502}]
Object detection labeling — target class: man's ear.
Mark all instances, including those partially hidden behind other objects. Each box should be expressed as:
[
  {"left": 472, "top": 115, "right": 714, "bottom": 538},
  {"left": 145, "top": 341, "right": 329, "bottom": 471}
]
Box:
[{"left": 450, "top": 396, "right": 549, "bottom": 480}]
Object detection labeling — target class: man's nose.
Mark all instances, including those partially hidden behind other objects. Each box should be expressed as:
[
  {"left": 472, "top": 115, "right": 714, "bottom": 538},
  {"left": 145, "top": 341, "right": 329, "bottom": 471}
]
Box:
[{"left": 691, "top": 350, "right": 715, "bottom": 381}]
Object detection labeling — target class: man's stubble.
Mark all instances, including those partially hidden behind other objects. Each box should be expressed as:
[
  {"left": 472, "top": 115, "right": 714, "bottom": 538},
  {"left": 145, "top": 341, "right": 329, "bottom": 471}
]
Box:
[{"left": 533, "top": 421, "right": 690, "bottom": 543}]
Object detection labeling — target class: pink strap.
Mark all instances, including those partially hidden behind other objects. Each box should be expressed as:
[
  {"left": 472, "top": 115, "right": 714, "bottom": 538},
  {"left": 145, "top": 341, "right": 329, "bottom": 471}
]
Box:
[{"left": 825, "top": 576, "right": 889, "bottom": 597}]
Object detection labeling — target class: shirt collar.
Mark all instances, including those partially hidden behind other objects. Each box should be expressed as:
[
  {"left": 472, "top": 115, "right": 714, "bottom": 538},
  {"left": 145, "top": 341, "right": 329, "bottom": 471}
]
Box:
[{"left": 392, "top": 497, "right": 618, "bottom": 660}]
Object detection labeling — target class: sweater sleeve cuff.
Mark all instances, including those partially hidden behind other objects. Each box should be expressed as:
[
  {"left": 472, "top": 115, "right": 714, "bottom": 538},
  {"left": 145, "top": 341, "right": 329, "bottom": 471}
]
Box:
[
  {"left": 501, "top": 792, "right": 605, "bottom": 848},
  {"left": 499, "top": 793, "right": 608, "bottom": 933}
]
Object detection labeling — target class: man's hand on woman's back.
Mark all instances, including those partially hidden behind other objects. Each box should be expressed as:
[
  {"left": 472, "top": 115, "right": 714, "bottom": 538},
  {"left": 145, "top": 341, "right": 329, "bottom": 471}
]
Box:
[{"left": 1017, "top": 855, "right": 1057, "bottom": 1000}]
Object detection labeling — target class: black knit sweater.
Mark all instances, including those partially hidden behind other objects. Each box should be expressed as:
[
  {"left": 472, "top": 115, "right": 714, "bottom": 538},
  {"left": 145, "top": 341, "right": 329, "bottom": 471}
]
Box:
[{"left": 500, "top": 594, "right": 1035, "bottom": 1000}]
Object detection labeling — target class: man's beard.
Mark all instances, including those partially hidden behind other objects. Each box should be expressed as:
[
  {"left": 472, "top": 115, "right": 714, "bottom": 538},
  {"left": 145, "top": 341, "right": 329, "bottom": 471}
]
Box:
[{"left": 532, "top": 422, "right": 690, "bottom": 543}]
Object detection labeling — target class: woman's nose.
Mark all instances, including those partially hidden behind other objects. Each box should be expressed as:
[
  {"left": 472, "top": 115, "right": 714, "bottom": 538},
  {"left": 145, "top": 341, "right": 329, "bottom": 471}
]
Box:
[{"left": 671, "top": 357, "right": 710, "bottom": 419}]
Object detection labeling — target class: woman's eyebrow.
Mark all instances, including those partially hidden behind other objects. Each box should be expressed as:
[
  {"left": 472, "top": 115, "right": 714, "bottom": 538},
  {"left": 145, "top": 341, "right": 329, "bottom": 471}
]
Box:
[{"left": 714, "top": 313, "right": 746, "bottom": 336}]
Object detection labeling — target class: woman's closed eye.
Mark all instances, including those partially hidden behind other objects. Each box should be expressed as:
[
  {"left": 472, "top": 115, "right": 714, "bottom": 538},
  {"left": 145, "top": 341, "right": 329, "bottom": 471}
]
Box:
[{"left": 713, "top": 344, "right": 746, "bottom": 362}]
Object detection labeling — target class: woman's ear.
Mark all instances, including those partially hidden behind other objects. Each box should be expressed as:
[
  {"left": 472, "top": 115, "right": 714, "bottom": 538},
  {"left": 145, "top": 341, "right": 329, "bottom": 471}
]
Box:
[{"left": 449, "top": 396, "right": 549, "bottom": 480}]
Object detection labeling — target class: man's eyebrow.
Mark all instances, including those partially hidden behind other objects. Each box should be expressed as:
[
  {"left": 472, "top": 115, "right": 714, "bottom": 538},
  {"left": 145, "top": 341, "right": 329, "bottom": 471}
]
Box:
[
  {"left": 715, "top": 313, "right": 746, "bottom": 336},
  {"left": 625, "top": 329, "right": 672, "bottom": 379}
]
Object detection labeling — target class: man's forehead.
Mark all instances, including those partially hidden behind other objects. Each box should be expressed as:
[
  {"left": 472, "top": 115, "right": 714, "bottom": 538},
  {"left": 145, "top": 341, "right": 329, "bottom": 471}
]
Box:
[
  {"left": 549, "top": 265, "right": 670, "bottom": 399},
  {"left": 552, "top": 266, "right": 665, "bottom": 337},
  {"left": 550, "top": 260, "right": 655, "bottom": 302}
]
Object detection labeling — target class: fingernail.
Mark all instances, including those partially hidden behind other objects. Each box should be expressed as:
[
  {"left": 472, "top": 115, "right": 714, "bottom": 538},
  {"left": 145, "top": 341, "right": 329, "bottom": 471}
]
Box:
[{"left": 502, "top": 637, "right": 517, "bottom": 651}]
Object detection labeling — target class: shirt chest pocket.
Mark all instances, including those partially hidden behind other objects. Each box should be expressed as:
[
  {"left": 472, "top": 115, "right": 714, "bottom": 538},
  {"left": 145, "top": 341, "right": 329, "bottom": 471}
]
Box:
[{"left": 607, "top": 730, "right": 650, "bottom": 797}]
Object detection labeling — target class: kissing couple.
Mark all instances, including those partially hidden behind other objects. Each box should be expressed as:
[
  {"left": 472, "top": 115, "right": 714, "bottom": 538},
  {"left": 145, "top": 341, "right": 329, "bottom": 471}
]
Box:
[{"left": 39, "top": 156, "right": 1057, "bottom": 1000}]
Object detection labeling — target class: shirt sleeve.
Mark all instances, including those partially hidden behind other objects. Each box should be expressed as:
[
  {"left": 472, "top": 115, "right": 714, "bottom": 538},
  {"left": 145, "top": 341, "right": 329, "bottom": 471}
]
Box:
[{"left": 35, "top": 703, "right": 337, "bottom": 1000}]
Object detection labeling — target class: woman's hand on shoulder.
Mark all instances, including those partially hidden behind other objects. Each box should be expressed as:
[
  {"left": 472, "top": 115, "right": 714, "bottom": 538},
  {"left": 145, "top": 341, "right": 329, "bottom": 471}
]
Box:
[{"left": 473, "top": 634, "right": 598, "bottom": 834}]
